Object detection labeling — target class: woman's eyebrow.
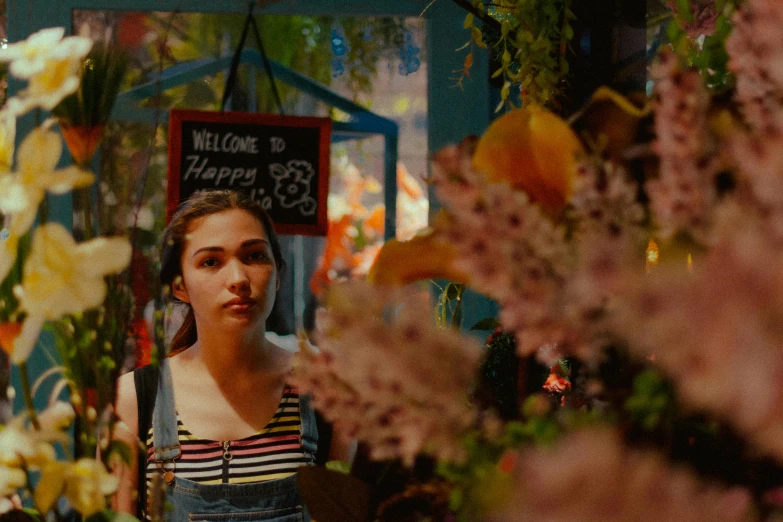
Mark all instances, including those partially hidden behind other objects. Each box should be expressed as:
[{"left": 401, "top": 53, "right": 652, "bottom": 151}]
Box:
[
  {"left": 241, "top": 238, "right": 270, "bottom": 248},
  {"left": 192, "top": 239, "right": 269, "bottom": 258},
  {"left": 192, "top": 246, "right": 223, "bottom": 258}
]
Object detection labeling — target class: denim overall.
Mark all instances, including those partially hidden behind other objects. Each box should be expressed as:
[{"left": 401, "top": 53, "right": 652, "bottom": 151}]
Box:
[{"left": 151, "top": 359, "right": 317, "bottom": 522}]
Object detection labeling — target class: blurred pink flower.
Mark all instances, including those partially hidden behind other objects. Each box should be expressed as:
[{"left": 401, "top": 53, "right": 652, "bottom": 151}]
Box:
[
  {"left": 612, "top": 233, "right": 783, "bottom": 463},
  {"left": 432, "top": 148, "right": 646, "bottom": 361},
  {"left": 726, "top": 0, "right": 783, "bottom": 134},
  {"left": 495, "top": 428, "right": 756, "bottom": 522},
  {"left": 648, "top": 51, "right": 719, "bottom": 243},
  {"left": 292, "top": 282, "right": 483, "bottom": 465},
  {"left": 725, "top": 0, "right": 783, "bottom": 243},
  {"left": 431, "top": 160, "right": 576, "bottom": 359}
]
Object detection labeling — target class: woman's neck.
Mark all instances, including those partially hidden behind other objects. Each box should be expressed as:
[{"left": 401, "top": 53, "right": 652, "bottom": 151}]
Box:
[{"left": 188, "top": 327, "right": 281, "bottom": 382}]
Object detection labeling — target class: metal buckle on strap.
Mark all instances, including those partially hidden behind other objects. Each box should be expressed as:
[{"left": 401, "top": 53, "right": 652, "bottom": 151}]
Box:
[
  {"left": 155, "top": 447, "right": 180, "bottom": 486},
  {"left": 155, "top": 458, "right": 177, "bottom": 485}
]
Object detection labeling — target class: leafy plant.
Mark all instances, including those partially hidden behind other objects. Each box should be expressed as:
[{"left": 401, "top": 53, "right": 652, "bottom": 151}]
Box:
[{"left": 457, "top": 0, "right": 576, "bottom": 110}]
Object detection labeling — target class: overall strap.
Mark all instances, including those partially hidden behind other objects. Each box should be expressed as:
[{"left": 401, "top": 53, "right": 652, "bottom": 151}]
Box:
[
  {"left": 298, "top": 393, "right": 319, "bottom": 461},
  {"left": 153, "top": 358, "right": 182, "bottom": 464}
]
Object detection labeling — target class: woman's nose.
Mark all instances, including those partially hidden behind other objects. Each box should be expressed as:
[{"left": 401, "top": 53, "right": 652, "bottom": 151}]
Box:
[{"left": 226, "top": 259, "right": 250, "bottom": 290}]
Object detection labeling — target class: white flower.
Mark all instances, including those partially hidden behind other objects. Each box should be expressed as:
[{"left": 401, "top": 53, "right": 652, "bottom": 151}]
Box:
[
  {"left": 0, "top": 27, "right": 92, "bottom": 113},
  {"left": 10, "top": 223, "right": 131, "bottom": 363},
  {"left": 0, "top": 28, "right": 66, "bottom": 78},
  {"left": 38, "top": 402, "right": 75, "bottom": 432}
]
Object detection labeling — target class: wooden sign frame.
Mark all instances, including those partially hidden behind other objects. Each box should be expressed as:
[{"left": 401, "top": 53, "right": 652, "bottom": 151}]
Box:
[{"left": 168, "top": 109, "right": 331, "bottom": 236}]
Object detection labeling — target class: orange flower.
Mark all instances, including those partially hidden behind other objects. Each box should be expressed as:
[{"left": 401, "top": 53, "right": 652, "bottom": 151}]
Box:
[
  {"left": 472, "top": 105, "right": 585, "bottom": 214},
  {"left": 367, "top": 230, "right": 469, "bottom": 286},
  {"left": 397, "top": 162, "right": 424, "bottom": 200},
  {"left": 0, "top": 322, "right": 22, "bottom": 355},
  {"left": 310, "top": 215, "right": 355, "bottom": 296},
  {"left": 363, "top": 205, "right": 385, "bottom": 239},
  {"left": 59, "top": 124, "right": 105, "bottom": 168},
  {"left": 542, "top": 364, "right": 571, "bottom": 393}
]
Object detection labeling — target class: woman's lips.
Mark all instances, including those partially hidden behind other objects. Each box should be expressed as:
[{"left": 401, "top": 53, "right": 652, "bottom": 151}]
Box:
[{"left": 224, "top": 298, "right": 256, "bottom": 312}]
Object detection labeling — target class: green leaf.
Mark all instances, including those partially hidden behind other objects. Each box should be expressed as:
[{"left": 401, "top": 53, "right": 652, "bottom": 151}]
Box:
[
  {"left": 491, "top": 67, "right": 504, "bottom": 79},
  {"left": 464, "top": 13, "right": 474, "bottom": 29},
  {"left": 501, "top": 81, "right": 510, "bottom": 100},
  {"left": 501, "top": 20, "right": 512, "bottom": 38},
  {"left": 325, "top": 460, "right": 352, "bottom": 474},
  {"left": 666, "top": 20, "right": 684, "bottom": 43},
  {"left": 105, "top": 439, "right": 134, "bottom": 466},
  {"left": 674, "top": 0, "right": 694, "bottom": 22},
  {"left": 445, "top": 282, "right": 463, "bottom": 300},
  {"left": 448, "top": 488, "right": 464, "bottom": 511},
  {"left": 22, "top": 508, "right": 45, "bottom": 522},
  {"left": 471, "top": 317, "right": 500, "bottom": 331},
  {"left": 472, "top": 27, "right": 487, "bottom": 49}
]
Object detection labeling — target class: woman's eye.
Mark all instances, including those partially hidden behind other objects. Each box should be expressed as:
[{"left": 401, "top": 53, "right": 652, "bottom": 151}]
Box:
[
  {"left": 248, "top": 250, "right": 268, "bottom": 262},
  {"left": 200, "top": 258, "right": 219, "bottom": 268}
]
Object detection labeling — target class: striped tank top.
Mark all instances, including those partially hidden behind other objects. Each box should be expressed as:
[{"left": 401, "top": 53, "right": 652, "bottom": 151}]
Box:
[{"left": 145, "top": 386, "right": 308, "bottom": 487}]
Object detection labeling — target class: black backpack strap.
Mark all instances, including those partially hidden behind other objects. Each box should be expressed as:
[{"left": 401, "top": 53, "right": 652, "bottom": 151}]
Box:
[
  {"left": 313, "top": 410, "right": 333, "bottom": 466},
  {"left": 133, "top": 364, "right": 160, "bottom": 518}
]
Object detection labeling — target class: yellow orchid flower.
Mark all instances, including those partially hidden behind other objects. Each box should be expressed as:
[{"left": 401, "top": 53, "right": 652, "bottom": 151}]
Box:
[
  {"left": 36, "top": 458, "right": 119, "bottom": 517},
  {"left": 0, "top": 27, "right": 92, "bottom": 113},
  {"left": 0, "top": 109, "right": 16, "bottom": 171},
  {"left": 0, "top": 233, "right": 19, "bottom": 287},
  {"left": 0, "top": 127, "right": 94, "bottom": 282},
  {"left": 0, "top": 418, "right": 58, "bottom": 469},
  {"left": 472, "top": 105, "right": 585, "bottom": 214},
  {"left": 0, "top": 465, "right": 27, "bottom": 497},
  {"left": 65, "top": 459, "right": 119, "bottom": 516},
  {"left": 10, "top": 223, "right": 131, "bottom": 363},
  {"left": 35, "top": 461, "right": 69, "bottom": 514},
  {"left": 367, "top": 229, "right": 470, "bottom": 286},
  {"left": 0, "top": 126, "right": 95, "bottom": 230}
]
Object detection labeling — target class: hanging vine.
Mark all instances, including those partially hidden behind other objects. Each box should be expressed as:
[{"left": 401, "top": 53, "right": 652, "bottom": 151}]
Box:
[{"left": 455, "top": 0, "right": 576, "bottom": 111}]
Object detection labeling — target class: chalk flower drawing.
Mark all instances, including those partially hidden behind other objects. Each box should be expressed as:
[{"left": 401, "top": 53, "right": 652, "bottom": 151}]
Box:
[{"left": 269, "top": 160, "right": 317, "bottom": 215}]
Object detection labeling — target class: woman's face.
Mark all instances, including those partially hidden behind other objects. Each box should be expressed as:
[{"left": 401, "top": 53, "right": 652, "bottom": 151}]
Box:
[{"left": 173, "top": 209, "right": 279, "bottom": 333}]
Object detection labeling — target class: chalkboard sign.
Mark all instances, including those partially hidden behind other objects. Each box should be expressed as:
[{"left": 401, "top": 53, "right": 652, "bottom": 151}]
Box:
[{"left": 168, "top": 109, "right": 331, "bottom": 236}]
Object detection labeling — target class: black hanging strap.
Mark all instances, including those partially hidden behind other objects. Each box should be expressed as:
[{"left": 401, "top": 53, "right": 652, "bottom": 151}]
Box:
[{"left": 221, "top": 2, "right": 285, "bottom": 115}]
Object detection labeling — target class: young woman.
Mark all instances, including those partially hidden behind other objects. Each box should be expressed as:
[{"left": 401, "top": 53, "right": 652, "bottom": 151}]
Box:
[{"left": 115, "top": 190, "right": 341, "bottom": 521}]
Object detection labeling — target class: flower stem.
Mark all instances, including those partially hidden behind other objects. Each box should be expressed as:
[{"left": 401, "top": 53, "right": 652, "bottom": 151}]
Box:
[
  {"left": 19, "top": 362, "right": 41, "bottom": 430},
  {"left": 39, "top": 194, "right": 49, "bottom": 225}
]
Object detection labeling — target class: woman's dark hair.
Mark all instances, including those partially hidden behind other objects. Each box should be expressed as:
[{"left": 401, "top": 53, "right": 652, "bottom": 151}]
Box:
[{"left": 160, "top": 190, "right": 285, "bottom": 355}]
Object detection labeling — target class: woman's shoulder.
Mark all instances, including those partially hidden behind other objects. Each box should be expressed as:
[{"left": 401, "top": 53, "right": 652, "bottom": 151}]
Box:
[
  {"left": 115, "top": 363, "right": 163, "bottom": 435},
  {"left": 115, "top": 370, "right": 140, "bottom": 436}
]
